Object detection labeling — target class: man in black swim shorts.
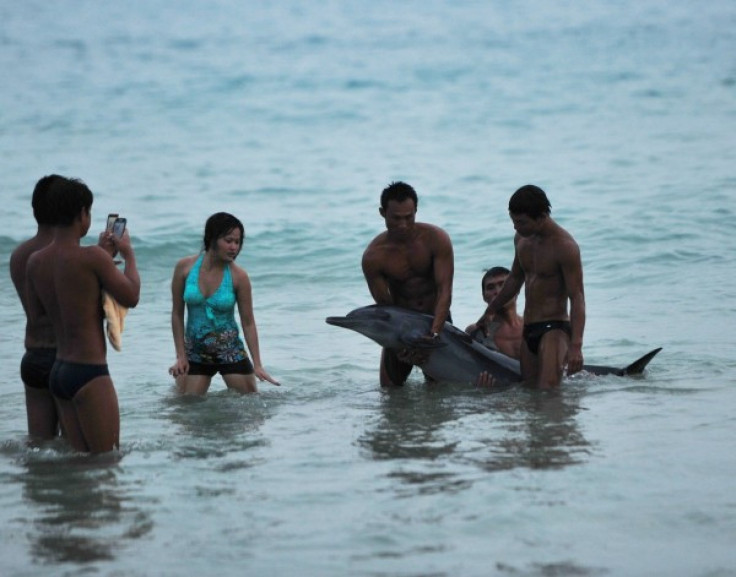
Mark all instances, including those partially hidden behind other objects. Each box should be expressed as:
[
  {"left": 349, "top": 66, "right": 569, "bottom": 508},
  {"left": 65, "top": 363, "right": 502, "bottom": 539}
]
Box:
[
  {"left": 484, "top": 185, "right": 586, "bottom": 388},
  {"left": 25, "top": 177, "right": 140, "bottom": 453},
  {"left": 10, "top": 175, "right": 64, "bottom": 439}
]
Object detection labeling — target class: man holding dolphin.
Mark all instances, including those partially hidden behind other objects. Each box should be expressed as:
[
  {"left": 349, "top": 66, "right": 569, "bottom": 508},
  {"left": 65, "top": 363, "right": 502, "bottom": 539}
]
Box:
[
  {"left": 362, "top": 181, "right": 454, "bottom": 387},
  {"left": 483, "top": 184, "right": 586, "bottom": 389}
]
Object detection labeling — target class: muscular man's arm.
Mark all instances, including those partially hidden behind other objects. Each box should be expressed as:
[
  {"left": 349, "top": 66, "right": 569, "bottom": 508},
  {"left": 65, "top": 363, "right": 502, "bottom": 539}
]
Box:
[
  {"left": 95, "top": 230, "right": 140, "bottom": 309},
  {"left": 488, "top": 248, "right": 524, "bottom": 316},
  {"left": 430, "top": 228, "right": 453, "bottom": 334},
  {"left": 560, "top": 239, "right": 585, "bottom": 374},
  {"left": 361, "top": 248, "right": 393, "bottom": 306}
]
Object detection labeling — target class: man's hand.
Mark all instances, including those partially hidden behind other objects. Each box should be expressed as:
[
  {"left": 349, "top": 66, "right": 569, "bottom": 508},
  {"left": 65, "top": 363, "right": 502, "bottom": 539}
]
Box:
[
  {"left": 475, "top": 371, "right": 497, "bottom": 388},
  {"left": 98, "top": 231, "right": 117, "bottom": 257},
  {"left": 565, "top": 343, "right": 584, "bottom": 375}
]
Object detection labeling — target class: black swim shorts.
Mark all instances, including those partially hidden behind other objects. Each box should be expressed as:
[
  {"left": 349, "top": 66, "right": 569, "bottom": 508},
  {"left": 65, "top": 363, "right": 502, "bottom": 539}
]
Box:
[
  {"left": 523, "top": 320, "right": 572, "bottom": 355},
  {"left": 187, "top": 358, "right": 255, "bottom": 377},
  {"left": 20, "top": 348, "right": 57, "bottom": 390}
]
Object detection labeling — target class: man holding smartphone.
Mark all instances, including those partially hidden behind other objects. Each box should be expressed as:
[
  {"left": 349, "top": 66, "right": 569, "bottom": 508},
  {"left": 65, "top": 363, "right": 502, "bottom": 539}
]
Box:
[{"left": 25, "top": 179, "right": 140, "bottom": 453}]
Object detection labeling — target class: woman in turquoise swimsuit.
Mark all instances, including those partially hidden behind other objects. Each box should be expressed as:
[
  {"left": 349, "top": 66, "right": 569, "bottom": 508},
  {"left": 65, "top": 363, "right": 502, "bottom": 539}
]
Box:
[{"left": 169, "top": 213, "right": 279, "bottom": 394}]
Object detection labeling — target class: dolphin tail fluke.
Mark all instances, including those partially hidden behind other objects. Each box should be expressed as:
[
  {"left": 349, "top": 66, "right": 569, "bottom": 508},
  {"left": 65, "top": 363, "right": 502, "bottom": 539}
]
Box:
[{"left": 623, "top": 347, "right": 663, "bottom": 375}]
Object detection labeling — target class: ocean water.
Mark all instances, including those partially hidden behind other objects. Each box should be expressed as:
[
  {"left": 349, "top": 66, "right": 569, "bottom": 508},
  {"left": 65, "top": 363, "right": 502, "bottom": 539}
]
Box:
[{"left": 2, "top": 1, "right": 736, "bottom": 575}]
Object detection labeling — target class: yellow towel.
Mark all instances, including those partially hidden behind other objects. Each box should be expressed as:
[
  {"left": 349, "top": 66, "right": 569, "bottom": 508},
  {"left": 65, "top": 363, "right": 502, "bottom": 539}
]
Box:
[{"left": 102, "top": 291, "right": 128, "bottom": 351}]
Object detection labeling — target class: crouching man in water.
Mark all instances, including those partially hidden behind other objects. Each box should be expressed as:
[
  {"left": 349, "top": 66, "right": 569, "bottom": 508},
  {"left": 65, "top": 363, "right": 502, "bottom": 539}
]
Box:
[
  {"left": 465, "top": 266, "right": 523, "bottom": 359},
  {"left": 482, "top": 184, "right": 585, "bottom": 389},
  {"left": 25, "top": 178, "right": 140, "bottom": 453}
]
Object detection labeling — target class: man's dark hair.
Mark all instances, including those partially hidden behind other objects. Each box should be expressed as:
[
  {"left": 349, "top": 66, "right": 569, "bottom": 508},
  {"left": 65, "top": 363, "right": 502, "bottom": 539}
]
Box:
[
  {"left": 380, "top": 181, "right": 418, "bottom": 211},
  {"left": 481, "top": 266, "right": 510, "bottom": 289},
  {"left": 49, "top": 177, "right": 93, "bottom": 227},
  {"left": 32, "top": 174, "right": 65, "bottom": 226},
  {"left": 508, "top": 184, "right": 551, "bottom": 219},
  {"left": 203, "top": 212, "right": 245, "bottom": 255}
]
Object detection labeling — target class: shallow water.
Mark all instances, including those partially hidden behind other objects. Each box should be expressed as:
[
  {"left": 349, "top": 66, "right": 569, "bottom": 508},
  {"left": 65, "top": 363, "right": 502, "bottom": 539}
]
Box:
[{"left": 2, "top": 1, "right": 736, "bottom": 576}]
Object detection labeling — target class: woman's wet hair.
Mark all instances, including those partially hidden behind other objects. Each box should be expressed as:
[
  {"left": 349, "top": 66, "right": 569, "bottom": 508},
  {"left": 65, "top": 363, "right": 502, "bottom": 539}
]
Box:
[{"left": 203, "top": 212, "right": 245, "bottom": 253}]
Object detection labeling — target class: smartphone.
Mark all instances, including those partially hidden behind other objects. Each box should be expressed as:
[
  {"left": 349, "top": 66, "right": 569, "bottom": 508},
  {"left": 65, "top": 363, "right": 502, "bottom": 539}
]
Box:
[
  {"left": 112, "top": 217, "right": 127, "bottom": 238},
  {"left": 106, "top": 213, "right": 119, "bottom": 232}
]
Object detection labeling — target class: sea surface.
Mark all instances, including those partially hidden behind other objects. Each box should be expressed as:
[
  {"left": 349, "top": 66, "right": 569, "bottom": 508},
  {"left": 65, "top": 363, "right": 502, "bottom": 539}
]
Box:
[{"left": 2, "top": 1, "right": 736, "bottom": 576}]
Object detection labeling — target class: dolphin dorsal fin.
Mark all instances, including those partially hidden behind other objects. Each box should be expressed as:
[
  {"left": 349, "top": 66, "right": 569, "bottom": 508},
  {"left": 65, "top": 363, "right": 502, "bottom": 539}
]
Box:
[{"left": 624, "top": 347, "right": 663, "bottom": 375}]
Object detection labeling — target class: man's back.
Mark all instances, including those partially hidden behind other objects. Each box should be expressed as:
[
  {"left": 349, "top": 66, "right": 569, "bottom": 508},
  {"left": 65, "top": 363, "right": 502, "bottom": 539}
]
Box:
[
  {"left": 10, "top": 233, "right": 56, "bottom": 348},
  {"left": 27, "top": 242, "right": 108, "bottom": 363}
]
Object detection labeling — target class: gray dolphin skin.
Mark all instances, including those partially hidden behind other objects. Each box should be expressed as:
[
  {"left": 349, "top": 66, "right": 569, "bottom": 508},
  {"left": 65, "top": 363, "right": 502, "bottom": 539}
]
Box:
[{"left": 325, "top": 305, "right": 661, "bottom": 386}]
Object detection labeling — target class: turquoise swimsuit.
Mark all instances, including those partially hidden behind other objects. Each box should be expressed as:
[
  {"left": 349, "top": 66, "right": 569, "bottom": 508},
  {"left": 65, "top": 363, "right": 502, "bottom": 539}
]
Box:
[{"left": 183, "top": 254, "right": 247, "bottom": 364}]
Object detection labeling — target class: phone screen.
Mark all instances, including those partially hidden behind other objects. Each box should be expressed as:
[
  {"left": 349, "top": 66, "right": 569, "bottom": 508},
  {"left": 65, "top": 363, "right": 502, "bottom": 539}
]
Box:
[
  {"left": 112, "top": 218, "right": 127, "bottom": 238},
  {"left": 107, "top": 213, "right": 119, "bottom": 232}
]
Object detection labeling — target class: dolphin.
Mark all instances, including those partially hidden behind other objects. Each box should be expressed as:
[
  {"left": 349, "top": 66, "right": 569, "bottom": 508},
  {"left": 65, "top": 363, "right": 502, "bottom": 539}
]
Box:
[{"left": 325, "top": 305, "right": 661, "bottom": 386}]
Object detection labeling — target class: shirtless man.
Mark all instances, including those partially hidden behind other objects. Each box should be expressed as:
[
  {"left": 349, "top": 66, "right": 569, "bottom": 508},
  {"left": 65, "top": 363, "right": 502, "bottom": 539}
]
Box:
[
  {"left": 25, "top": 178, "right": 140, "bottom": 453},
  {"left": 465, "top": 266, "right": 523, "bottom": 359},
  {"left": 485, "top": 185, "right": 585, "bottom": 388},
  {"left": 362, "top": 181, "right": 454, "bottom": 387},
  {"left": 10, "top": 175, "right": 64, "bottom": 440}
]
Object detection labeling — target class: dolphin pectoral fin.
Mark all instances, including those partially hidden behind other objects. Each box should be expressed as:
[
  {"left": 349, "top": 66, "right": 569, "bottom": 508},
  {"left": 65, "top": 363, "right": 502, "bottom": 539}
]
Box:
[{"left": 623, "top": 347, "right": 662, "bottom": 375}]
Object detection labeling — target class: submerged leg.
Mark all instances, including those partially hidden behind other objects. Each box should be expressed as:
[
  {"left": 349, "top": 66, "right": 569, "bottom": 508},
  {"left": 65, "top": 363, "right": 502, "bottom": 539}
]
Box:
[
  {"left": 535, "top": 330, "right": 569, "bottom": 389},
  {"left": 72, "top": 376, "right": 120, "bottom": 453},
  {"left": 380, "top": 348, "right": 414, "bottom": 387},
  {"left": 25, "top": 385, "right": 59, "bottom": 440},
  {"left": 222, "top": 373, "right": 257, "bottom": 394}
]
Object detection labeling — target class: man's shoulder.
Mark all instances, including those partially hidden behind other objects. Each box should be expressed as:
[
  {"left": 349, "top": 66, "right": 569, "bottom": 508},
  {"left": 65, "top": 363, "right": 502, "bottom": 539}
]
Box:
[
  {"left": 551, "top": 224, "right": 581, "bottom": 257},
  {"left": 10, "top": 239, "right": 33, "bottom": 271},
  {"left": 549, "top": 219, "right": 578, "bottom": 242},
  {"left": 416, "top": 222, "right": 452, "bottom": 247},
  {"left": 416, "top": 221, "right": 448, "bottom": 235},
  {"left": 363, "top": 232, "right": 390, "bottom": 254},
  {"left": 11, "top": 236, "right": 46, "bottom": 263}
]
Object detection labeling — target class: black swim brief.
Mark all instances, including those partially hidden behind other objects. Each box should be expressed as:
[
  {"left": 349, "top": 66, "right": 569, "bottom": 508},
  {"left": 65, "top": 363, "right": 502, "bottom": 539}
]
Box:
[
  {"left": 523, "top": 320, "right": 572, "bottom": 355},
  {"left": 20, "top": 348, "right": 57, "bottom": 390},
  {"left": 50, "top": 360, "right": 110, "bottom": 401},
  {"left": 187, "top": 358, "right": 254, "bottom": 377}
]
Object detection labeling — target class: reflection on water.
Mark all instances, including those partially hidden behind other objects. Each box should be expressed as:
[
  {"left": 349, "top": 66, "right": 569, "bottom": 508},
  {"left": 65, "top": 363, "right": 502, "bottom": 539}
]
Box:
[
  {"left": 477, "top": 385, "right": 592, "bottom": 472},
  {"left": 359, "top": 383, "right": 462, "bottom": 461},
  {"left": 14, "top": 449, "right": 153, "bottom": 566},
  {"left": 159, "top": 389, "right": 272, "bottom": 462},
  {"left": 359, "top": 377, "right": 592, "bottom": 490}
]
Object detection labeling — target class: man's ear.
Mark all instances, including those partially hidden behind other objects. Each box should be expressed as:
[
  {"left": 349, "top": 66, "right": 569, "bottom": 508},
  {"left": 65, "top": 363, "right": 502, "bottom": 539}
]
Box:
[{"left": 379, "top": 207, "right": 386, "bottom": 218}]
